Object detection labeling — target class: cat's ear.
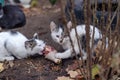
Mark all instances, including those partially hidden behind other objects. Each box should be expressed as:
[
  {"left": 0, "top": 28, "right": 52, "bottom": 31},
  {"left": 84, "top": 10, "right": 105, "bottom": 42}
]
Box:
[
  {"left": 33, "top": 33, "right": 39, "bottom": 39},
  {"left": 50, "top": 21, "right": 57, "bottom": 32},
  {"left": 67, "top": 21, "right": 72, "bottom": 30}
]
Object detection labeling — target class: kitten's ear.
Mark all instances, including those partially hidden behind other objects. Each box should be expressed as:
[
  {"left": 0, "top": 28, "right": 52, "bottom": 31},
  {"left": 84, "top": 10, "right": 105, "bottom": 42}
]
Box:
[
  {"left": 67, "top": 21, "right": 72, "bottom": 30},
  {"left": 50, "top": 21, "right": 57, "bottom": 32},
  {"left": 33, "top": 33, "right": 39, "bottom": 39}
]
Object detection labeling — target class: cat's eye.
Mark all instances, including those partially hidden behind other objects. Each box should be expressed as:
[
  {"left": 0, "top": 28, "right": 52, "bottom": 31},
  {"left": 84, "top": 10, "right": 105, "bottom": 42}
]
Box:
[{"left": 56, "top": 35, "right": 59, "bottom": 38}]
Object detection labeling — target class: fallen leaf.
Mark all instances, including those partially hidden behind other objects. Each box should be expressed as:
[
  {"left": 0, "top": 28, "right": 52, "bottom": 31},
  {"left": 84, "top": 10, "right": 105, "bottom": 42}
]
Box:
[
  {"left": 76, "top": 69, "right": 83, "bottom": 75},
  {"left": 51, "top": 65, "right": 61, "bottom": 72},
  {"left": 31, "top": 0, "right": 38, "bottom": 7},
  {"left": 68, "top": 70, "right": 79, "bottom": 78},
  {"left": 66, "top": 60, "right": 79, "bottom": 71},
  {"left": 0, "top": 63, "right": 4, "bottom": 72},
  {"left": 8, "top": 61, "right": 14, "bottom": 68},
  {"left": 75, "top": 75, "right": 84, "bottom": 80},
  {"left": 56, "top": 76, "right": 74, "bottom": 80},
  {"left": 92, "top": 64, "right": 100, "bottom": 79}
]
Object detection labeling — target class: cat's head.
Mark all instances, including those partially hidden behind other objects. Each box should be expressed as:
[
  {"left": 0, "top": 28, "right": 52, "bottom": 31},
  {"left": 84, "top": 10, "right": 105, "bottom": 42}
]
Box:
[
  {"left": 50, "top": 21, "right": 72, "bottom": 45},
  {"left": 25, "top": 33, "right": 46, "bottom": 55},
  {"left": 50, "top": 21, "right": 66, "bottom": 44}
]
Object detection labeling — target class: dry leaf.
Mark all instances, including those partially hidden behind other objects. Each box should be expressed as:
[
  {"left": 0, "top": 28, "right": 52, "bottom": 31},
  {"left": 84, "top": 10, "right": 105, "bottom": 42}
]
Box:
[
  {"left": 92, "top": 64, "right": 100, "bottom": 79},
  {"left": 56, "top": 76, "right": 74, "bottom": 80},
  {"left": 75, "top": 75, "right": 84, "bottom": 80},
  {"left": 0, "top": 63, "right": 4, "bottom": 72},
  {"left": 8, "top": 61, "right": 14, "bottom": 68},
  {"left": 76, "top": 69, "right": 83, "bottom": 75},
  {"left": 51, "top": 66, "right": 61, "bottom": 71},
  {"left": 66, "top": 60, "right": 79, "bottom": 71},
  {"left": 68, "top": 70, "right": 79, "bottom": 78}
]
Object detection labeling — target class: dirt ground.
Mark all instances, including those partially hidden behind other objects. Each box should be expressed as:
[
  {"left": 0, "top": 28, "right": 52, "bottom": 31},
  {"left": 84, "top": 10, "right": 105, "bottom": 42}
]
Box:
[{"left": 0, "top": 0, "right": 75, "bottom": 80}]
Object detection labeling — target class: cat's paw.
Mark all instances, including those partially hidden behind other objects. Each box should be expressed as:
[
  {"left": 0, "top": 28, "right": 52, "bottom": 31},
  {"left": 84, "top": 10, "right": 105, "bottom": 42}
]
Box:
[
  {"left": 6, "top": 57, "right": 15, "bottom": 61},
  {"left": 0, "top": 56, "right": 15, "bottom": 61},
  {"left": 54, "top": 59, "right": 62, "bottom": 64},
  {"left": 55, "top": 53, "right": 63, "bottom": 59}
]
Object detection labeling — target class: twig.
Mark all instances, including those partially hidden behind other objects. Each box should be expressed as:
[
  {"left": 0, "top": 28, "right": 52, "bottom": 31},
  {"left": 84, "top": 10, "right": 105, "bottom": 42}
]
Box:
[
  {"left": 91, "top": 0, "right": 97, "bottom": 64},
  {"left": 84, "top": 0, "right": 92, "bottom": 80},
  {"left": 69, "top": 0, "right": 87, "bottom": 79},
  {"left": 60, "top": 0, "right": 86, "bottom": 78}
]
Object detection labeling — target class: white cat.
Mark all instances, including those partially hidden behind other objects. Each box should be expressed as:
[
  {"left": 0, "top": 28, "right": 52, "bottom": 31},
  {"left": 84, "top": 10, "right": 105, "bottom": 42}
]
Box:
[
  {"left": 50, "top": 21, "right": 103, "bottom": 60},
  {"left": 0, "top": 30, "right": 45, "bottom": 61}
]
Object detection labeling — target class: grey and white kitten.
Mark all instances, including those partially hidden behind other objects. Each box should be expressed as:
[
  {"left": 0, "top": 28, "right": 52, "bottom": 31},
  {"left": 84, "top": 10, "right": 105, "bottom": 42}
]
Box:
[
  {"left": 0, "top": 30, "right": 45, "bottom": 61},
  {"left": 50, "top": 21, "right": 103, "bottom": 60}
]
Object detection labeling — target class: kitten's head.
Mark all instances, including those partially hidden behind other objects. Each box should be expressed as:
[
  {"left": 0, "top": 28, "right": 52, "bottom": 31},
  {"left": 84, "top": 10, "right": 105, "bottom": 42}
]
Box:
[
  {"left": 50, "top": 21, "right": 66, "bottom": 44},
  {"left": 50, "top": 21, "right": 72, "bottom": 45},
  {"left": 25, "top": 33, "right": 46, "bottom": 55}
]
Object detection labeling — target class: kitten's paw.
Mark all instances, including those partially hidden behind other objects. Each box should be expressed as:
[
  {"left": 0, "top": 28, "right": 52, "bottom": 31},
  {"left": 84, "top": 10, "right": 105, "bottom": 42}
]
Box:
[
  {"left": 6, "top": 57, "right": 15, "bottom": 61},
  {"left": 54, "top": 59, "right": 62, "bottom": 64},
  {"left": 55, "top": 53, "right": 63, "bottom": 59},
  {"left": 5, "top": 56, "right": 15, "bottom": 61},
  {"left": 0, "top": 56, "right": 15, "bottom": 61}
]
